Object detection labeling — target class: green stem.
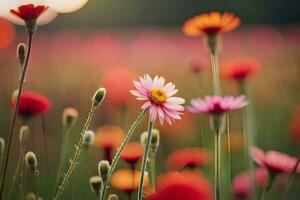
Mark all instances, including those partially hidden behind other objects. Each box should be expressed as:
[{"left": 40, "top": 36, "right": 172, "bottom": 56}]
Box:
[
  {"left": 8, "top": 131, "right": 29, "bottom": 199},
  {"left": 260, "top": 173, "right": 276, "bottom": 200},
  {"left": 137, "top": 120, "right": 154, "bottom": 200},
  {"left": 0, "top": 33, "right": 33, "bottom": 198},
  {"left": 214, "top": 131, "right": 221, "bottom": 200},
  {"left": 54, "top": 104, "right": 96, "bottom": 200},
  {"left": 226, "top": 114, "right": 231, "bottom": 183},
  {"left": 55, "top": 127, "right": 71, "bottom": 189},
  {"left": 281, "top": 158, "right": 300, "bottom": 200},
  {"left": 34, "top": 170, "right": 39, "bottom": 199},
  {"left": 210, "top": 52, "right": 222, "bottom": 96},
  {"left": 150, "top": 152, "right": 156, "bottom": 191},
  {"left": 239, "top": 81, "right": 257, "bottom": 198},
  {"left": 100, "top": 109, "right": 148, "bottom": 200}
]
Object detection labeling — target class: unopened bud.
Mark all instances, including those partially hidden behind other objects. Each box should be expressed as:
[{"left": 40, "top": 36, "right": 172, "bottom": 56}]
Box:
[
  {"left": 150, "top": 129, "right": 160, "bottom": 153},
  {"left": 25, "top": 151, "right": 38, "bottom": 171},
  {"left": 98, "top": 160, "right": 110, "bottom": 181},
  {"left": 140, "top": 129, "right": 160, "bottom": 154},
  {"left": 108, "top": 194, "right": 119, "bottom": 200},
  {"left": 92, "top": 88, "right": 106, "bottom": 107},
  {"left": 25, "top": 192, "right": 37, "bottom": 200},
  {"left": 17, "top": 43, "right": 26, "bottom": 64},
  {"left": 89, "top": 176, "right": 102, "bottom": 195},
  {"left": 62, "top": 108, "right": 79, "bottom": 129},
  {"left": 19, "top": 126, "right": 29, "bottom": 144},
  {"left": 83, "top": 130, "right": 95, "bottom": 146}
]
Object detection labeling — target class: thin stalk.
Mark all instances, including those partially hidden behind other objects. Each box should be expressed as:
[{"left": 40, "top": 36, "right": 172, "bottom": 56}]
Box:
[
  {"left": 41, "top": 114, "right": 49, "bottom": 174},
  {"left": 214, "top": 131, "right": 221, "bottom": 200},
  {"left": 0, "top": 33, "right": 33, "bottom": 198},
  {"left": 20, "top": 165, "right": 27, "bottom": 200},
  {"left": 137, "top": 120, "right": 154, "bottom": 200},
  {"left": 210, "top": 53, "right": 222, "bottom": 96},
  {"left": 55, "top": 127, "right": 71, "bottom": 187},
  {"left": 260, "top": 173, "right": 276, "bottom": 200},
  {"left": 226, "top": 114, "right": 231, "bottom": 183},
  {"left": 100, "top": 109, "right": 148, "bottom": 200},
  {"left": 239, "top": 81, "right": 257, "bottom": 198},
  {"left": 33, "top": 170, "right": 39, "bottom": 199},
  {"left": 54, "top": 104, "right": 96, "bottom": 200},
  {"left": 150, "top": 152, "right": 156, "bottom": 191},
  {"left": 8, "top": 132, "right": 29, "bottom": 199},
  {"left": 281, "top": 158, "right": 300, "bottom": 200}
]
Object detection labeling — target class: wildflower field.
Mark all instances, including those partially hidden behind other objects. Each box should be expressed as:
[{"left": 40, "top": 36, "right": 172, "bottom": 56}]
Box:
[{"left": 0, "top": 0, "right": 299, "bottom": 200}]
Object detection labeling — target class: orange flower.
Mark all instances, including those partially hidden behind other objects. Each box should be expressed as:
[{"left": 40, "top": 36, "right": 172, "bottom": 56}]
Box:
[
  {"left": 183, "top": 12, "right": 240, "bottom": 37},
  {"left": 94, "top": 124, "right": 125, "bottom": 163},
  {"left": 149, "top": 171, "right": 213, "bottom": 200},
  {"left": 94, "top": 124, "right": 125, "bottom": 150},
  {"left": 222, "top": 57, "right": 261, "bottom": 81},
  {"left": 166, "top": 148, "right": 210, "bottom": 170},
  {"left": 110, "top": 169, "right": 149, "bottom": 193},
  {"left": 121, "top": 142, "right": 144, "bottom": 165}
]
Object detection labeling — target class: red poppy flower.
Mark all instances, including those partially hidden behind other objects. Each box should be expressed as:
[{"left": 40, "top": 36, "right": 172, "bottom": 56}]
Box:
[
  {"left": 149, "top": 172, "right": 213, "bottom": 200},
  {"left": 10, "top": 4, "right": 48, "bottom": 22},
  {"left": 250, "top": 146, "right": 300, "bottom": 174},
  {"left": 232, "top": 167, "right": 268, "bottom": 198},
  {"left": 166, "top": 148, "right": 210, "bottom": 170},
  {"left": 222, "top": 57, "right": 261, "bottom": 81},
  {"left": 121, "top": 142, "right": 144, "bottom": 165},
  {"left": 11, "top": 91, "right": 51, "bottom": 118}
]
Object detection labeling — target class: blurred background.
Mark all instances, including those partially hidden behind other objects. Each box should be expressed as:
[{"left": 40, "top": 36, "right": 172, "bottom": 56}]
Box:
[{"left": 0, "top": 0, "right": 300, "bottom": 199}]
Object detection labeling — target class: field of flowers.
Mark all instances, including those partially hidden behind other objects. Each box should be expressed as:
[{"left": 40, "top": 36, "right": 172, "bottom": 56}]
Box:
[{"left": 0, "top": 0, "right": 299, "bottom": 200}]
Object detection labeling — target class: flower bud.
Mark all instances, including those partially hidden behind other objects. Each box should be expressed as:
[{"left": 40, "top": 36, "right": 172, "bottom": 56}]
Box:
[
  {"left": 98, "top": 160, "right": 110, "bottom": 181},
  {"left": 25, "top": 151, "right": 38, "bottom": 171},
  {"left": 25, "top": 192, "right": 37, "bottom": 200},
  {"left": 89, "top": 176, "right": 102, "bottom": 195},
  {"left": 92, "top": 88, "right": 106, "bottom": 107},
  {"left": 17, "top": 43, "right": 26, "bottom": 64},
  {"left": 150, "top": 129, "right": 160, "bottom": 153},
  {"left": 108, "top": 194, "right": 119, "bottom": 200},
  {"left": 140, "top": 129, "right": 160, "bottom": 154},
  {"left": 62, "top": 107, "right": 79, "bottom": 129},
  {"left": 19, "top": 126, "right": 29, "bottom": 144},
  {"left": 83, "top": 130, "right": 95, "bottom": 146}
]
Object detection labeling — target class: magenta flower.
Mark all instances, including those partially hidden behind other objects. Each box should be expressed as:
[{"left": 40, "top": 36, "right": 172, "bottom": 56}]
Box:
[
  {"left": 232, "top": 167, "right": 268, "bottom": 198},
  {"left": 130, "top": 74, "right": 185, "bottom": 125},
  {"left": 188, "top": 95, "right": 248, "bottom": 115},
  {"left": 250, "top": 146, "right": 300, "bottom": 174}
]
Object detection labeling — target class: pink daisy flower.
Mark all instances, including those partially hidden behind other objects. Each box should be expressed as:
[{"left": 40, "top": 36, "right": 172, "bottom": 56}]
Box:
[
  {"left": 188, "top": 95, "right": 248, "bottom": 115},
  {"left": 250, "top": 146, "right": 300, "bottom": 174},
  {"left": 130, "top": 74, "right": 185, "bottom": 125}
]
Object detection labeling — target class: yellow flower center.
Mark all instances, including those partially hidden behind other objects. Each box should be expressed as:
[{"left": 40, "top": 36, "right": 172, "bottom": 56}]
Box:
[{"left": 150, "top": 88, "right": 167, "bottom": 104}]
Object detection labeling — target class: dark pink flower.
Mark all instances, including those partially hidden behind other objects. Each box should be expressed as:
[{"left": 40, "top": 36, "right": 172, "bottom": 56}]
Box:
[
  {"left": 188, "top": 96, "right": 248, "bottom": 115},
  {"left": 250, "top": 146, "right": 300, "bottom": 174}
]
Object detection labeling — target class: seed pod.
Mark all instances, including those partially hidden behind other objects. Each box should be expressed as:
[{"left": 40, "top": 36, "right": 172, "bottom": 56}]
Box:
[
  {"left": 19, "top": 126, "right": 29, "bottom": 144},
  {"left": 108, "top": 194, "right": 119, "bottom": 200},
  {"left": 83, "top": 130, "right": 95, "bottom": 146},
  {"left": 98, "top": 160, "right": 110, "bottom": 181},
  {"left": 25, "top": 151, "right": 38, "bottom": 171},
  {"left": 89, "top": 176, "right": 102, "bottom": 195},
  {"left": 17, "top": 43, "right": 26, "bottom": 64},
  {"left": 62, "top": 107, "right": 79, "bottom": 129},
  {"left": 92, "top": 88, "right": 106, "bottom": 107}
]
